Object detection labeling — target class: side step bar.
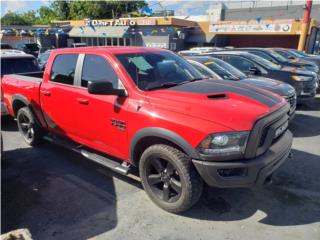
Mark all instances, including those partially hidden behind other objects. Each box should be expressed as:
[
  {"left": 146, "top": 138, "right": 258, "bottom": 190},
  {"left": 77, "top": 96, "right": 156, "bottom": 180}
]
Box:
[{"left": 44, "top": 135, "right": 131, "bottom": 175}]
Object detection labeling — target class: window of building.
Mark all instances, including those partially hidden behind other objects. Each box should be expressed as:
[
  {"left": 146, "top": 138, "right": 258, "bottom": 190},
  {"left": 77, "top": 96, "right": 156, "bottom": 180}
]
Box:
[
  {"left": 98, "top": 38, "right": 105, "bottom": 46},
  {"left": 107, "top": 38, "right": 112, "bottom": 46},
  {"left": 50, "top": 54, "right": 78, "bottom": 85},
  {"left": 112, "top": 38, "right": 118, "bottom": 46},
  {"left": 81, "top": 54, "right": 120, "bottom": 89},
  {"left": 125, "top": 38, "right": 131, "bottom": 46},
  {"left": 119, "top": 38, "right": 124, "bottom": 46},
  {"left": 169, "top": 42, "right": 176, "bottom": 50}
]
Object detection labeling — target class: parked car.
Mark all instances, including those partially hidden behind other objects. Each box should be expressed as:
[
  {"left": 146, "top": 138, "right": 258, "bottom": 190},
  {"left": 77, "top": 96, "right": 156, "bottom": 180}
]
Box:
[
  {"left": 1, "top": 28, "right": 16, "bottom": 36},
  {"left": 1, "top": 51, "right": 40, "bottom": 116},
  {"left": 186, "top": 56, "right": 296, "bottom": 119},
  {"left": 15, "top": 43, "right": 40, "bottom": 57},
  {"left": 207, "top": 51, "right": 318, "bottom": 103},
  {"left": 72, "top": 43, "right": 87, "bottom": 48},
  {"left": 272, "top": 48, "right": 320, "bottom": 75},
  {"left": 38, "top": 50, "right": 51, "bottom": 70},
  {"left": 231, "top": 48, "right": 319, "bottom": 74},
  {"left": 190, "top": 47, "right": 224, "bottom": 52},
  {"left": 0, "top": 43, "right": 13, "bottom": 49},
  {"left": 2, "top": 47, "right": 293, "bottom": 213},
  {"left": 178, "top": 50, "right": 203, "bottom": 56}
]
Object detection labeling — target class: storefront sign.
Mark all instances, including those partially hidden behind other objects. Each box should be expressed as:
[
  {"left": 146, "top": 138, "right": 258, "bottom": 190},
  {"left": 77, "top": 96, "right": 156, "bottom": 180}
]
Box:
[
  {"left": 209, "top": 23, "right": 292, "bottom": 33},
  {"left": 84, "top": 18, "right": 156, "bottom": 27}
]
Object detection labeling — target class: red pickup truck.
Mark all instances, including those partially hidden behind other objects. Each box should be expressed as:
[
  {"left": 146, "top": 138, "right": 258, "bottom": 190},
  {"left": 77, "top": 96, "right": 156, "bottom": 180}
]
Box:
[{"left": 1, "top": 47, "right": 292, "bottom": 213}]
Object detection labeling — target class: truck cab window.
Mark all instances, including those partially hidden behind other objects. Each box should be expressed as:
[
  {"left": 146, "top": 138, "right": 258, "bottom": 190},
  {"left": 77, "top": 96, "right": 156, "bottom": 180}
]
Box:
[
  {"left": 81, "top": 55, "right": 120, "bottom": 88},
  {"left": 50, "top": 54, "right": 78, "bottom": 85}
]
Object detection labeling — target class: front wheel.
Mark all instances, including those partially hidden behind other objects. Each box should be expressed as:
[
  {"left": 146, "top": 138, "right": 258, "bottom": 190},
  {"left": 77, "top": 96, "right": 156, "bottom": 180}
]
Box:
[
  {"left": 139, "top": 144, "right": 203, "bottom": 213},
  {"left": 17, "top": 107, "right": 44, "bottom": 146}
]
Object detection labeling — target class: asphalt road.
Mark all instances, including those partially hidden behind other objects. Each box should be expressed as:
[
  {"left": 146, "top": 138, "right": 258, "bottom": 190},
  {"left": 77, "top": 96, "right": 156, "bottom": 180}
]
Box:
[{"left": 1, "top": 96, "right": 320, "bottom": 240}]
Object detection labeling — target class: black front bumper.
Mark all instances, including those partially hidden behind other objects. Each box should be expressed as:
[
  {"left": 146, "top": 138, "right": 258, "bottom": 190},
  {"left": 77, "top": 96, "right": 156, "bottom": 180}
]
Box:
[{"left": 192, "top": 130, "right": 293, "bottom": 188}]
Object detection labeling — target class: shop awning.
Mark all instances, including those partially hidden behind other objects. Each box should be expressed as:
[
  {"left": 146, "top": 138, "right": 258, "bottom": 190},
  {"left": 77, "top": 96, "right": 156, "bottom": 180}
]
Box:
[{"left": 68, "top": 26, "right": 130, "bottom": 38}]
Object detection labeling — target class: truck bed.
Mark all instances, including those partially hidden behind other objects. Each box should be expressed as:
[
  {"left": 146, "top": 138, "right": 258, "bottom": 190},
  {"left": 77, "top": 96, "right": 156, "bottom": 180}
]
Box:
[{"left": 1, "top": 72, "right": 45, "bottom": 126}]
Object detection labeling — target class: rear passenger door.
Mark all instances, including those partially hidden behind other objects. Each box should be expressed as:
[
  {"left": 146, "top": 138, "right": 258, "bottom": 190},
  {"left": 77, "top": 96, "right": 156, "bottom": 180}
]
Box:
[
  {"left": 40, "top": 54, "right": 81, "bottom": 137},
  {"left": 73, "top": 54, "right": 129, "bottom": 159}
]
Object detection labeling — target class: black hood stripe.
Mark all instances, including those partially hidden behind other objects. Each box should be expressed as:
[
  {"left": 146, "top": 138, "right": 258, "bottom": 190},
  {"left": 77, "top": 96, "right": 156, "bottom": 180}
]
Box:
[{"left": 169, "top": 79, "right": 282, "bottom": 107}]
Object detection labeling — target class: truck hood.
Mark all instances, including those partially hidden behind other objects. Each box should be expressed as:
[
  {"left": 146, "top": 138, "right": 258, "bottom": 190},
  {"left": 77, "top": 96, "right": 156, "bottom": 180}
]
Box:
[
  {"left": 240, "top": 77, "right": 295, "bottom": 97},
  {"left": 146, "top": 79, "right": 285, "bottom": 131}
]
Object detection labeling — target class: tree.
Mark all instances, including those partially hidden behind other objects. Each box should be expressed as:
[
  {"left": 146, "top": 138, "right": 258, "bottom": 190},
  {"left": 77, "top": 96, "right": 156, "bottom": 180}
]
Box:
[
  {"left": 51, "top": 0, "right": 70, "bottom": 20},
  {"left": 38, "top": 6, "right": 57, "bottom": 24},
  {"left": 1, "top": 11, "right": 30, "bottom": 25},
  {"left": 21, "top": 11, "right": 39, "bottom": 25}
]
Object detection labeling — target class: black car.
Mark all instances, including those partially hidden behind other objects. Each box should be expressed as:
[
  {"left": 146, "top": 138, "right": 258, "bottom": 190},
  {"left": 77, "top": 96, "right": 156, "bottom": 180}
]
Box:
[
  {"left": 15, "top": 43, "right": 39, "bottom": 57},
  {"left": 233, "top": 47, "right": 319, "bottom": 74},
  {"left": 272, "top": 48, "right": 320, "bottom": 75},
  {"left": 0, "top": 43, "right": 13, "bottom": 49},
  {"left": 206, "top": 51, "right": 317, "bottom": 103},
  {"left": 187, "top": 56, "right": 296, "bottom": 117}
]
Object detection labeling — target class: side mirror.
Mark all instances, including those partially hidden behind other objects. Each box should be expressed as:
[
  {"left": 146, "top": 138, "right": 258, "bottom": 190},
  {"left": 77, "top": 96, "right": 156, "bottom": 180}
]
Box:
[
  {"left": 249, "top": 66, "right": 261, "bottom": 75},
  {"left": 288, "top": 56, "right": 296, "bottom": 60},
  {"left": 88, "top": 81, "right": 126, "bottom": 96}
]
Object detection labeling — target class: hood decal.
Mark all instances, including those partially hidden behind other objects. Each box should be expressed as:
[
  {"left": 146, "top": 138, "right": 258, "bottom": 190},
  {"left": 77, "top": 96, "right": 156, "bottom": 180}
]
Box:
[{"left": 169, "top": 80, "right": 282, "bottom": 107}]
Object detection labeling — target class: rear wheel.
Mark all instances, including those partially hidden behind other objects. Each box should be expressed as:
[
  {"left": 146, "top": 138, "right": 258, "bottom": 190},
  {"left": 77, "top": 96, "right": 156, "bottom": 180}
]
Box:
[
  {"left": 139, "top": 144, "right": 203, "bottom": 213},
  {"left": 17, "top": 107, "right": 43, "bottom": 146}
]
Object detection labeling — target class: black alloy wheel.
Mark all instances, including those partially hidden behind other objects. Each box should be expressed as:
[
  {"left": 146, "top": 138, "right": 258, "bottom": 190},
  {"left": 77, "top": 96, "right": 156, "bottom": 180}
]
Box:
[{"left": 146, "top": 157, "right": 182, "bottom": 203}]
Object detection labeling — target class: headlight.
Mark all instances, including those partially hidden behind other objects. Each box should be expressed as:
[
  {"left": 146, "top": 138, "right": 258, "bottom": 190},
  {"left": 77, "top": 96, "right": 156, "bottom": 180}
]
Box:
[
  {"left": 291, "top": 75, "right": 312, "bottom": 81},
  {"left": 198, "top": 131, "right": 249, "bottom": 157}
]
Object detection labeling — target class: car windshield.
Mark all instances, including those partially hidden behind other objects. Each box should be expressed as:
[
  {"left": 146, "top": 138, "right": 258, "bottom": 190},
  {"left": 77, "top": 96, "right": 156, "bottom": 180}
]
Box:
[
  {"left": 267, "top": 50, "right": 288, "bottom": 62},
  {"left": 274, "top": 49, "right": 296, "bottom": 59},
  {"left": 288, "top": 49, "right": 306, "bottom": 57},
  {"left": 1, "top": 57, "right": 40, "bottom": 75},
  {"left": 115, "top": 51, "right": 204, "bottom": 91},
  {"left": 203, "top": 58, "right": 247, "bottom": 80},
  {"left": 247, "top": 53, "right": 281, "bottom": 70}
]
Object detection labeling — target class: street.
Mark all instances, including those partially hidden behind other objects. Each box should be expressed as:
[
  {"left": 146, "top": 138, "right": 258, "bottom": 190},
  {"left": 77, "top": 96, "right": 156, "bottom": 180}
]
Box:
[{"left": 1, "top": 96, "right": 320, "bottom": 240}]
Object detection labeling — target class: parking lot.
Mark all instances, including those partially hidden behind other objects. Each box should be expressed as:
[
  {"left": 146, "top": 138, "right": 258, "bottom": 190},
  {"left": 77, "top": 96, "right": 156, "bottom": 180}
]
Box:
[{"left": 1, "top": 95, "right": 320, "bottom": 240}]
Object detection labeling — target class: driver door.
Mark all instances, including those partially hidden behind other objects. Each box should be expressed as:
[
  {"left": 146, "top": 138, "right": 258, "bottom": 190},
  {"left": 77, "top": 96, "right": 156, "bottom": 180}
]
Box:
[{"left": 73, "top": 54, "right": 129, "bottom": 159}]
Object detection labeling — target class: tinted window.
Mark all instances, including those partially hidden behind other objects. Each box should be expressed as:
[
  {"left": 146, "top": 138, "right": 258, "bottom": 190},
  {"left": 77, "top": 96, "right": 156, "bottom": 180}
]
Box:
[
  {"left": 189, "top": 61, "right": 215, "bottom": 78},
  {"left": 1, "top": 57, "right": 40, "bottom": 75},
  {"left": 225, "top": 56, "right": 255, "bottom": 72},
  {"left": 115, "top": 51, "right": 202, "bottom": 91},
  {"left": 250, "top": 51, "right": 274, "bottom": 62},
  {"left": 204, "top": 58, "right": 246, "bottom": 80},
  {"left": 81, "top": 55, "right": 119, "bottom": 88},
  {"left": 50, "top": 54, "right": 78, "bottom": 85}
]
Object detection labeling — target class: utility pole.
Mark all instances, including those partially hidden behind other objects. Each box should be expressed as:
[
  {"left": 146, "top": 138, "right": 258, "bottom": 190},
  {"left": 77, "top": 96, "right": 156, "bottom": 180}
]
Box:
[{"left": 298, "top": 0, "right": 313, "bottom": 51}]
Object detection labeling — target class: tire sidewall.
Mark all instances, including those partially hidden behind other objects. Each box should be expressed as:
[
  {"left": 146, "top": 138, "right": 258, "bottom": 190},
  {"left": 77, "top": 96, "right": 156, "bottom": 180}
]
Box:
[
  {"left": 17, "top": 107, "right": 40, "bottom": 146},
  {"left": 139, "top": 146, "right": 193, "bottom": 212}
]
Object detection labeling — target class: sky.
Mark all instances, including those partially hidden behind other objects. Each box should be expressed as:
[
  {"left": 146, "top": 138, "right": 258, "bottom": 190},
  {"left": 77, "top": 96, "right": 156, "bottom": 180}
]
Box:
[{"left": 0, "top": 0, "right": 216, "bottom": 17}]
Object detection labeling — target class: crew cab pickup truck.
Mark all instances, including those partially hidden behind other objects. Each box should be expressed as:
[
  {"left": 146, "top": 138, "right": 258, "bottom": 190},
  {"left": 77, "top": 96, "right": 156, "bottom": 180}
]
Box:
[{"left": 1, "top": 47, "right": 293, "bottom": 213}]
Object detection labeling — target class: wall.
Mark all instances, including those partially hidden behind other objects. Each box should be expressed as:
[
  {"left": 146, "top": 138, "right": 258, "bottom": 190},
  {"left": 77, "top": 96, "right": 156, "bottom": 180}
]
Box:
[{"left": 224, "top": 4, "right": 320, "bottom": 21}]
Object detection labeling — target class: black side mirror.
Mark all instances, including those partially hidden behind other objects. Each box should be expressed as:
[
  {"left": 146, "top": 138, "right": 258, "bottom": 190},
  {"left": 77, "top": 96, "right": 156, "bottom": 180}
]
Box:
[
  {"left": 88, "top": 81, "right": 126, "bottom": 96},
  {"left": 288, "top": 56, "right": 296, "bottom": 60},
  {"left": 249, "top": 66, "right": 261, "bottom": 75}
]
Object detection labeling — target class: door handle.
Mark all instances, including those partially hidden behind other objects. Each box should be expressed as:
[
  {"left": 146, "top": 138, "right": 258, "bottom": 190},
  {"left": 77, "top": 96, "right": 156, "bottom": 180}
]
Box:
[
  {"left": 77, "top": 98, "right": 89, "bottom": 105},
  {"left": 41, "top": 90, "right": 51, "bottom": 96}
]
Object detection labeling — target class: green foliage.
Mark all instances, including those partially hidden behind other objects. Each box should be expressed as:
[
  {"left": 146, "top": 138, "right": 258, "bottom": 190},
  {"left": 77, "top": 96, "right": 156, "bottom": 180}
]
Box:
[
  {"left": 1, "top": 1, "right": 148, "bottom": 26},
  {"left": 1, "top": 11, "right": 30, "bottom": 25}
]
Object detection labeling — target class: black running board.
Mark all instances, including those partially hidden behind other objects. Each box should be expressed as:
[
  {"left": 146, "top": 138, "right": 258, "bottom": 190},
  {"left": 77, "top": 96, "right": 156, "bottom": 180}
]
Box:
[{"left": 44, "top": 135, "right": 130, "bottom": 175}]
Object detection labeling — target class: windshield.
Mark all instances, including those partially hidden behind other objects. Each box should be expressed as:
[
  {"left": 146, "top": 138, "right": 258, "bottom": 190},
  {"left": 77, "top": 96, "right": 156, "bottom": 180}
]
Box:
[
  {"left": 115, "top": 51, "right": 203, "bottom": 91},
  {"left": 274, "top": 49, "right": 296, "bottom": 59},
  {"left": 203, "top": 58, "right": 246, "bottom": 80},
  {"left": 1, "top": 57, "right": 40, "bottom": 75},
  {"left": 288, "top": 49, "right": 306, "bottom": 57},
  {"left": 248, "top": 53, "right": 281, "bottom": 70},
  {"left": 267, "top": 50, "right": 288, "bottom": 62}
]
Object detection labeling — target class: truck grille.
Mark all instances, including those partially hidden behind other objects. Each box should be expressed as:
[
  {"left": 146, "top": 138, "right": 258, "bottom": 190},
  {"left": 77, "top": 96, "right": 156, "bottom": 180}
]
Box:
[
  {"left": 303, "top": 78, "right": 317, "bottom": 93},
  {"left": 283, "top": 92, "right": 296, "bottom": 113},
  {"left": 244, "top": 104, "right": 290, "bottom": 159}
]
